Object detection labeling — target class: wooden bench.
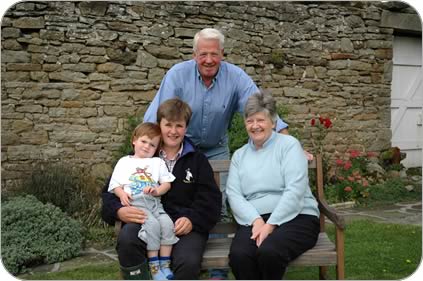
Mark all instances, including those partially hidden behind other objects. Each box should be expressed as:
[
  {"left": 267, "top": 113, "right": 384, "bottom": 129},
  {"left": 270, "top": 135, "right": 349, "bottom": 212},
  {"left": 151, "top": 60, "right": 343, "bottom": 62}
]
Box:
[
  {"left": 115, "top": 155, "right": 346, "bottom": 279},
  {"left": 203, "top": 155, "right": 346, "bottom": 279}
]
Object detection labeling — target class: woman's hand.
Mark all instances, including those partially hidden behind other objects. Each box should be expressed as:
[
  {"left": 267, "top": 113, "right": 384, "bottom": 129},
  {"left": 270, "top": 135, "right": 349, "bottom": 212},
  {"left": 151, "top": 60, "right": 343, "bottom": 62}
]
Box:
[
  {"left": 251, "top": 218, "right": 265, "bottom": 241},
  {"left": 117, "top": 206, "right": 147, "bottom": 224},
  {"left": 174, "top": 217, "right": 193, "bottom": 236},
  {"left": 254, "top": 223, "right": 276, "bottom": 247}
]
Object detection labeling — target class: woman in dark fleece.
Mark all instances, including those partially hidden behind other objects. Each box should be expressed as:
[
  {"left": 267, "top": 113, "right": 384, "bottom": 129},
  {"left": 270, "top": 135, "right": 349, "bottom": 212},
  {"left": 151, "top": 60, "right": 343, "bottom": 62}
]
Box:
[{"left": 102, "top": 98, "right": 222, "bottom": 280}]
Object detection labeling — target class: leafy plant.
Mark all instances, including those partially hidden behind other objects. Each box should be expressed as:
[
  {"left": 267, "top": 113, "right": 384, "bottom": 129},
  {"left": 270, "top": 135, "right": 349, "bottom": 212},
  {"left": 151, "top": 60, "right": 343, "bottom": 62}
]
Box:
[
  {"left": 326, "top": 150, "right": 373, "bottom": 203},
  {"left": 1, "top": 195, "right": 84, "bottom": 275},
  {"left": 19, "top": 163, "right": 102, "bottom": 227},
  {"left": 116, "top": 115, "right": 143, "bottom": 159},
  {"left": 309, "top": 115, "right": 332, "bottom": 156}
]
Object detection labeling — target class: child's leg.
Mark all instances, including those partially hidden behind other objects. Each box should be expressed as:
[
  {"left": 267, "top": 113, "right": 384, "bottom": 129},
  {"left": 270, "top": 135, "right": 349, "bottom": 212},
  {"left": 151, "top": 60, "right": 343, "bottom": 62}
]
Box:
[
  {"left": 148, "top": 250, "right": 168, "bottom": 280},
  {"left": 159, "top": 245, "right": 174, "bottom": 280}
]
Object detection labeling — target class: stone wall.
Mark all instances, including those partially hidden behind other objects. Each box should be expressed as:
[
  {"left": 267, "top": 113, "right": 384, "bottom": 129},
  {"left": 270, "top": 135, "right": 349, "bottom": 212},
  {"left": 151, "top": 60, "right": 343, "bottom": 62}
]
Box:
[{"left": 1, "top": 1, "right": 418, "bottom": 190}]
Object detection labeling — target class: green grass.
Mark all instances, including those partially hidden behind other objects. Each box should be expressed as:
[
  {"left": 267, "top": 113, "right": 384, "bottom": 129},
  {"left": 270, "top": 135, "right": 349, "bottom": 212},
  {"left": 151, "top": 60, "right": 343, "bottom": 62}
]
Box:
[
  {"left": 285, "top": 220, "right": 422, "bottom": 280},
  {"left": 20, "top": 262, "right": 120, "bottom": 280},
  {"left": 18, "top": 220, "right": 421, "bottom": 280}
]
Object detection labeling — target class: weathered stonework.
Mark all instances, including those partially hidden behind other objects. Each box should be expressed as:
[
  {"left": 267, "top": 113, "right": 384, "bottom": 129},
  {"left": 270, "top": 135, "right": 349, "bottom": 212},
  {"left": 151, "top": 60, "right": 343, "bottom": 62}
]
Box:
[{"left": 1, "top": 1, "right": 420, "bottom": 190}]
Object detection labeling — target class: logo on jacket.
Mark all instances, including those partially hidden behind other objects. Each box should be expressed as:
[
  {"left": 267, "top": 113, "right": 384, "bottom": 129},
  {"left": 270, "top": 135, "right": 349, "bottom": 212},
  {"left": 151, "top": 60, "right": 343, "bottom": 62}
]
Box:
[{"left": 183, "top": 168, "right": 193, "bottom": 183}]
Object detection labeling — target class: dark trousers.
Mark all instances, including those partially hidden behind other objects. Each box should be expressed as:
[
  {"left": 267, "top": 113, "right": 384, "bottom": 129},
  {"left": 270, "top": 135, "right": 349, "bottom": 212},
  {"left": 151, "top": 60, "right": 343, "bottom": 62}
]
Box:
[
  {"left": 229, "top": 214, "right": 320, "bottom": 280},
  {"left": 117, "top": 223, "right": 208, "bottom": 280}
]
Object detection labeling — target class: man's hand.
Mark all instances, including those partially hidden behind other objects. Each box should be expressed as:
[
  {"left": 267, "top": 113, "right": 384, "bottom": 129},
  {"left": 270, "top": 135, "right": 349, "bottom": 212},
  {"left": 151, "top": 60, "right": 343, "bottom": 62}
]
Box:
[
  {"left": 174, "top": 217, "right": 193, "bottom": 236},
  {"left": 117, "top": 206, "right": 147, "bottom": 224},
  {"left": 304, "top": 150, "right": 314, "bottom": 161}
]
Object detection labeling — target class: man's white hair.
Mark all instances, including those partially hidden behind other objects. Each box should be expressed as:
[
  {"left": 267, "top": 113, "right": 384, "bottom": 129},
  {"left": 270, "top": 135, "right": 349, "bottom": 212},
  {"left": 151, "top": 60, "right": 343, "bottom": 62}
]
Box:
[{"left": 193, "top": 28, "right": 224, "bottom": 52}]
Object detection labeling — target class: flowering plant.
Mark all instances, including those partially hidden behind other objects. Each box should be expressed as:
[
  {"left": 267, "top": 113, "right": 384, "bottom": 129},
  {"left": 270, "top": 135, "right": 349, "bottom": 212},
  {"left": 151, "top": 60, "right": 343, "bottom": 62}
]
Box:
[
  {"left": 328, "top": 150, "right": 376, "bottom": 202},
  {"left": 309, "top": 115, "right": 332, "bottom": 155}
]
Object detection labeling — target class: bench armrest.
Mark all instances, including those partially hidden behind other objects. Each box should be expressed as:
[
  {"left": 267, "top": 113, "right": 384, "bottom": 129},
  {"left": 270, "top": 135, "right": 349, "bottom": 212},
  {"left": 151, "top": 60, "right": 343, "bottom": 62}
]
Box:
[{"left": 317, "top": 197, "right": 346, "bottom": 230}]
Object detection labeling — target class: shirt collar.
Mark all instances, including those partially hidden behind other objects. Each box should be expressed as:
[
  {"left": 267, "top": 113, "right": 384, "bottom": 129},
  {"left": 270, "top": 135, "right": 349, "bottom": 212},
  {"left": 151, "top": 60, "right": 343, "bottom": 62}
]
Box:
[{"left": 159, "top": 143, "right": 184, "bottom": 161}]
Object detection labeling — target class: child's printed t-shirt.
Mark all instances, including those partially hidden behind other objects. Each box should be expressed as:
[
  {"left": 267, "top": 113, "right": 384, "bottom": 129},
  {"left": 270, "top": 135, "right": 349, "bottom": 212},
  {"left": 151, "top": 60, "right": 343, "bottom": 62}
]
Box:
[{"left": 108, "top": 156, "right": 175, "bottom": 195}]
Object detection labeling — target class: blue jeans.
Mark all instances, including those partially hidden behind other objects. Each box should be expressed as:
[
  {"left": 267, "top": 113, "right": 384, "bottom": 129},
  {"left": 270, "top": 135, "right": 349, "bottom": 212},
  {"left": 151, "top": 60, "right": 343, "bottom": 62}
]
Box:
[{"left": 199, "top": 145, "right": 230, "bottom": 278}]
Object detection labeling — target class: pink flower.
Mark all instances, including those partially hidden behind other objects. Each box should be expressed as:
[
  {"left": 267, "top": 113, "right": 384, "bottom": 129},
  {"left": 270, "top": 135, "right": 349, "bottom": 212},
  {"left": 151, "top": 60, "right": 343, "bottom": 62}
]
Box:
[
  {"left": 349, "top": 150, "right": 361, "bottom": 158},
  {"left": 343, "top": 161, "right": 352, "bottom": 170},
  {"left": 344, "top": 186, "right": 353, "bottom": 192},
  {"left": 367, "top": 151, "right": 377, "bottom": 158},
  {"left": 336, "top": 159, "right": 344, "bottom": 166},
  {"left": 362, "top": 179, "right": 369, "bottom": 187},
  {"left": 348, "top": 176, "right": 355, "bottom": 182}
]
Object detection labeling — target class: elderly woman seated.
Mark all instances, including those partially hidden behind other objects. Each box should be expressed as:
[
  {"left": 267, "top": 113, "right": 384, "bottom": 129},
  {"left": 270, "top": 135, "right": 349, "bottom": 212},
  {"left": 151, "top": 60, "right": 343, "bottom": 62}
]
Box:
[{"left": 226, "top": 91, "right": 320, "bottom": 280}]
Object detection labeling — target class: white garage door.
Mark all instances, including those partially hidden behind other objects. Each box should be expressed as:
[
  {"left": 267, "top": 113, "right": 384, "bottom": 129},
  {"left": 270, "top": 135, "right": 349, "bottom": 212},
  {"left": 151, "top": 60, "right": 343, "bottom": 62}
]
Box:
[{"left": 391, "top": 36, "right": 423, "bottom": 167}]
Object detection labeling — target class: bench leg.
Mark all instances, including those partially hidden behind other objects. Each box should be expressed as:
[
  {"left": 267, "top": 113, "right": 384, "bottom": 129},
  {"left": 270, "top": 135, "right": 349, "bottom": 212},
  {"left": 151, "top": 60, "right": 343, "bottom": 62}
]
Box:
[
  {"left": 319, "top": 266, "right": 328, "bottom": 279},
  {"left": 336, "top": 263, "right": 345, "bottom": 280}
]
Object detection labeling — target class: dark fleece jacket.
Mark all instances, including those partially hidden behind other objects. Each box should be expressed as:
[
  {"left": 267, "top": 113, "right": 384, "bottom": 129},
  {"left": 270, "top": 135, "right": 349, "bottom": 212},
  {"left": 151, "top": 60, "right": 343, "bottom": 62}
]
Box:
[{"left": 101, "top": 138, "right": 222, "bottom": 234}]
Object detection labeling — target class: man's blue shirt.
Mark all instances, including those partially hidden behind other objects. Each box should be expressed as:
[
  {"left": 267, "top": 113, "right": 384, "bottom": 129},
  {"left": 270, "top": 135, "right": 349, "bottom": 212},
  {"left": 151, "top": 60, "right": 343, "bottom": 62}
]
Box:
[{"left": 144, "top": 59, "right": 288, "bottom": 148}]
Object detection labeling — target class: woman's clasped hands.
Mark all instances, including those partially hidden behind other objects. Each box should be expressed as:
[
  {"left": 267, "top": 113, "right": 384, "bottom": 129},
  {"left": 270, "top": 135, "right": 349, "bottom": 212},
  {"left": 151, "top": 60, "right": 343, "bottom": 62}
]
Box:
[{"left": 251, "top": 218, "right": 276, "bottom": 247}]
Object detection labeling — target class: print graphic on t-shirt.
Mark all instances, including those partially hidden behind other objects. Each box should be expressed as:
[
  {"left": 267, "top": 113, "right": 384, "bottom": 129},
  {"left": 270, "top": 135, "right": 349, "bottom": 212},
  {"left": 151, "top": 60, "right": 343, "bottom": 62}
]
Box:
[{"left": 128, "top": 165, "right": 158, "bottom": 195}]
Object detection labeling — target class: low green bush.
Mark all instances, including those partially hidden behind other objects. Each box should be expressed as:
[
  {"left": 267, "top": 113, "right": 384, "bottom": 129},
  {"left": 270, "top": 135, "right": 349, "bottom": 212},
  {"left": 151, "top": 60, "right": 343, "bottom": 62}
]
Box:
[
  {"left": 1, "top": 195, "right": 84, "bottom": 275},
  {"left": 18, "top": 162, "right": 103, "bottom": 227}
]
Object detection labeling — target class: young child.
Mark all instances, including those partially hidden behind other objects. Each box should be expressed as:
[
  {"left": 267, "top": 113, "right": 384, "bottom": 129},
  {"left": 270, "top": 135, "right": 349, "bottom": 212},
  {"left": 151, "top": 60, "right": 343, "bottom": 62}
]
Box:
[{"left": 108, "top": 122, "right": 179, "bottom": 280}]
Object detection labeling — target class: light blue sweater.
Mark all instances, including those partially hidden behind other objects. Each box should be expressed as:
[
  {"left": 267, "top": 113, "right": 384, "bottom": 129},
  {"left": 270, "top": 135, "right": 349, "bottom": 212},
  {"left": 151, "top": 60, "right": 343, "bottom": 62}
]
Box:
[{"left": 226, "top": 132, "right": 319, "bottom": 226}]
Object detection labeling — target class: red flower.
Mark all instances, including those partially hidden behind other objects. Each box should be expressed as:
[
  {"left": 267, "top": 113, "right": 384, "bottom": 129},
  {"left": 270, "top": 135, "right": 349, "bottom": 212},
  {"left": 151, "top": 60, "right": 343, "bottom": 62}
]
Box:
[
  {"left": 323, "top": 118, "right": 332, "bottom": 128},
  {"left": 310, "top": 118, "right": 316, "bottom": 126},
  {"left": 318, "top": 116, "right": 324, "bottom": 124}
]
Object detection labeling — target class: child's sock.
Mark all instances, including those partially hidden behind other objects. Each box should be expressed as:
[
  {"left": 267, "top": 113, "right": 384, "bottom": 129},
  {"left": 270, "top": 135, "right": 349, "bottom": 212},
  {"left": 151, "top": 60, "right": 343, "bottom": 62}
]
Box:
[
  {"left": 159, "top": 256, "right": 174, "bottom": 280},
  {"left": 148, "top": 257, "right": 168, "bottom": 280}
]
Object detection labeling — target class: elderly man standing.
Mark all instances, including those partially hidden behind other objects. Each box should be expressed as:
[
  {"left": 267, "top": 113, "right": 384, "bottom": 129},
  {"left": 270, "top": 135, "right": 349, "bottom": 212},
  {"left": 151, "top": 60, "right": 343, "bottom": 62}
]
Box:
[{"left": 143, "top": 27, "right": 289, "bottom": 160}]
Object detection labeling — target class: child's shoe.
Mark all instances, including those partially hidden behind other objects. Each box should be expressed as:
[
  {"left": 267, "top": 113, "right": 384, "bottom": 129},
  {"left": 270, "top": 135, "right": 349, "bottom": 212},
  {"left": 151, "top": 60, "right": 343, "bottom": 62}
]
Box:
[
  {"left": 148, "top": 257, "right": 168, "bottom": 280},
  {"left": 159, "top": 257, "right": 174, "bottom": 280}
]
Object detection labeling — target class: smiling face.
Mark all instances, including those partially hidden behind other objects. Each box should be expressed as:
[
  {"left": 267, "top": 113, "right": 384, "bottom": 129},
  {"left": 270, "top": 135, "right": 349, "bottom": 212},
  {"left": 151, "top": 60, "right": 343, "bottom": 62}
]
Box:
[
  {"left": 245, "top": 111, "right": 275, "bottom": 149},
  {"left": 132, "top": 134, "right": 161, "bottom": 158},
  {"left": 193, "top": 38, "right": 224, "bottom": 85},
  {"left": 159, "top": 118, "right": 187, "bottom": 150}
]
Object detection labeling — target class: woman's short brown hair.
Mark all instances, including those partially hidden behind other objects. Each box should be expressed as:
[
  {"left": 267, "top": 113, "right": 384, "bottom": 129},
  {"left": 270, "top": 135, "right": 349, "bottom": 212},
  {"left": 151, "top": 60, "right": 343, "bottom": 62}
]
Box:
[{"left": 156, "top": 98, "right": 192, "bottom": 126}]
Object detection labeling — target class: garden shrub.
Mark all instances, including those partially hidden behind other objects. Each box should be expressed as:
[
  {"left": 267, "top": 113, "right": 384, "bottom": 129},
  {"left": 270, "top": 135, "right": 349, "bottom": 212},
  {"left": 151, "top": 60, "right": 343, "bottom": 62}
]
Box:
[
  {"left": 1, "top": 195, "right": 83, "bottom": 275},
  {"left": 19, "top": 162, "right": 102, "bottom": 227}
]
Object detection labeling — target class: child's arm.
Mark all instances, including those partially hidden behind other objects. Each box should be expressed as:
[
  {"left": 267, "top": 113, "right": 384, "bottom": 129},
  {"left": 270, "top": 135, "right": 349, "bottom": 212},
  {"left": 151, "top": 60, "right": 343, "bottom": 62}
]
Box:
[
  {"left": 113, "top": 186, "right": 132, "bottom": 206},
  {"left": 143, "top": 182, "right": 171, "bottom": 197}
]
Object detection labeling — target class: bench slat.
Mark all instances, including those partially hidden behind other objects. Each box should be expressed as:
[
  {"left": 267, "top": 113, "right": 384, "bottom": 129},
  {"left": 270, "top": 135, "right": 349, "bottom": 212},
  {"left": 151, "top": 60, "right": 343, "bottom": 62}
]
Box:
[{"left": 201, "top": 232, "right": 337, "bottom": 269}]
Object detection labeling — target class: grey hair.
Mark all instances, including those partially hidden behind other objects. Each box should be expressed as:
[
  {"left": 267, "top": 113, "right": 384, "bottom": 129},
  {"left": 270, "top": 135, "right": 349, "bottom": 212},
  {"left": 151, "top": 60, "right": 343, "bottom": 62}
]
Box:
[
  {"left": 244, "top": 91, "right": 278, "bottom": 124},
  {"left": 193, "top": 28, "right": 224, "bottom": 53}
]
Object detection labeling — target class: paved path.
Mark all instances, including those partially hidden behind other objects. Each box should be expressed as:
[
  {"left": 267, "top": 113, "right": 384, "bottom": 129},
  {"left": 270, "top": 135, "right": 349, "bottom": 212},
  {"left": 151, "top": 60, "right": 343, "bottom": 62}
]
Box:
[{"left": 18, "top": 201, "right": 422, "bottom": 277}]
